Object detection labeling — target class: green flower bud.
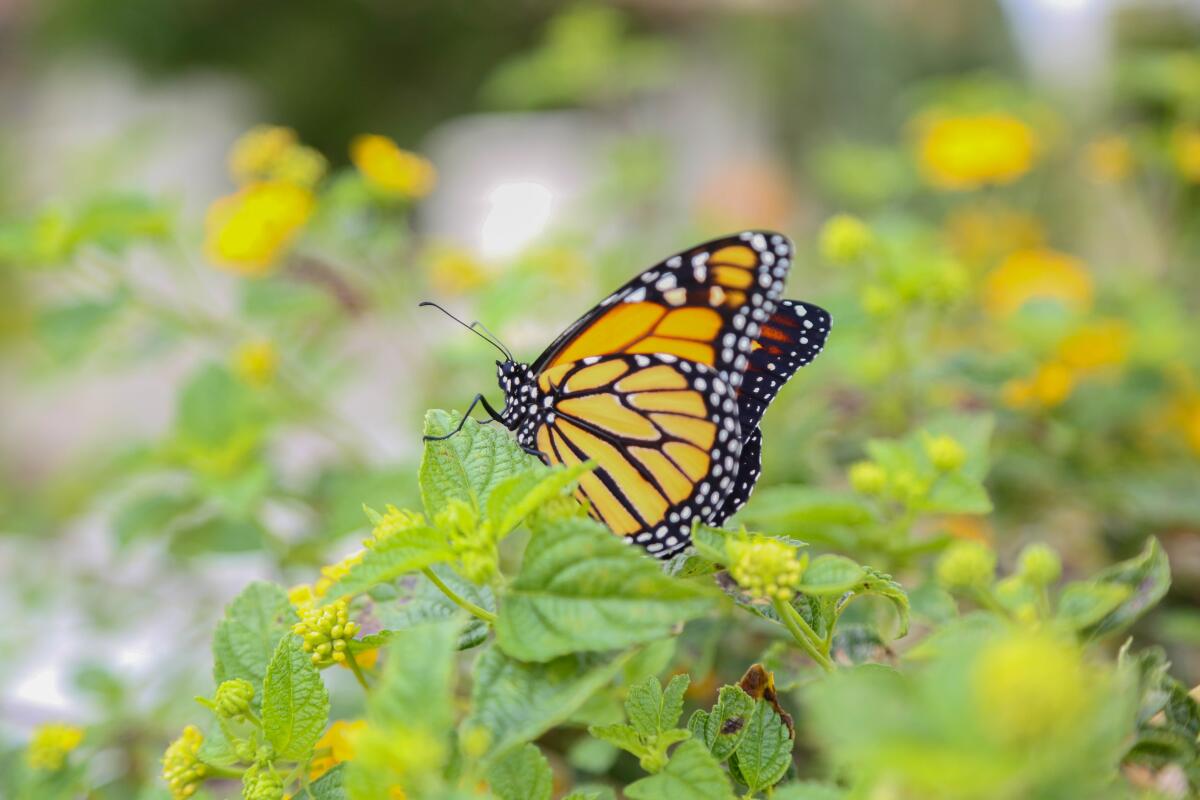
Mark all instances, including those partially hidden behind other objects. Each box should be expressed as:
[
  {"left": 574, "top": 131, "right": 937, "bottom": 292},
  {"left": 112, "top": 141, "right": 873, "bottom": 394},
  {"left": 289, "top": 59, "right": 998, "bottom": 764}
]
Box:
[
  {"left": 242, "top": 767, "right": 284, "bottom": 800},
  {"left": 848, "top": 460, "right": 888, "bottom": 495},
  {"left": 292, "top": 599, "right": 358, "bottom": 669},
  {"left": 936, "top": 540, "right": 996, "bottom": 591},
  {"left": 819, "top": 213, "right": 874, "bottom": 264},
  {"left": 889, "top": 469, "right": 929, "bottom": 505},
  {"left": 1017, "top": 543, "right": 1062, "bottom": 586},
  {"left": 728, "top": 536, "right": 806, "bottom": 602},
  {"left": 214, "top": 679, "right": 255, "bottom": 722},
  {"left": 162, "top": 726, "right": 209, "bottom": 799},
  {"left": 924, "top": 434, "right": 966, "bottom": 472}
]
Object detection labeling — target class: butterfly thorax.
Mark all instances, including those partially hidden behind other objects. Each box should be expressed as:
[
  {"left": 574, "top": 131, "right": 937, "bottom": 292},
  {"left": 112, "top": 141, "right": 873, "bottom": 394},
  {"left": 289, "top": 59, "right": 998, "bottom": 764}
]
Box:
[{"left": 496, "top": 361, "right": 542, "bottom": 446}]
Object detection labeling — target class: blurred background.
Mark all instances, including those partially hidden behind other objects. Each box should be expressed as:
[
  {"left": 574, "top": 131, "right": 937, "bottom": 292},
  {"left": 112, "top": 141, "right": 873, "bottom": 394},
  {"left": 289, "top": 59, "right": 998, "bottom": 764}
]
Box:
[{"left": 2, "top": 0, "right": 1200, "bottom": 796}]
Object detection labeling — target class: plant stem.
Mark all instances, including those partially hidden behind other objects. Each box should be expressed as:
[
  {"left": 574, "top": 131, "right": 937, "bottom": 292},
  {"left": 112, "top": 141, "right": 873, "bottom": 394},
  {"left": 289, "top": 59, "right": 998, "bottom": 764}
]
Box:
[
  {"left": 208, "top": 765, "right": 245, "bottom": 779},
  {"left": 773, "top": 598, "right": 835, "bottom": 673},
  {"left": 422, "top": 567, "right": 497, "bottom": 623},
  {"left": 344, "top": 650, "right": 370, "bottom": 690}
]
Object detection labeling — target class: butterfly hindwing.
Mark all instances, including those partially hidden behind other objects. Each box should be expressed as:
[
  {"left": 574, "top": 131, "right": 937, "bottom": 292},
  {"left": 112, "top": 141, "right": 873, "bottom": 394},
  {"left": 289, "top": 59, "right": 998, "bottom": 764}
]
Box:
[
  {"left": 531, "top": 231, "right": 794, "bottom": 385},
  {"left": 531, "top": 353, "right": 742, "bottom": 558},
  {"left": 737, "top": 300, "right": 831, "bottom": 432}
]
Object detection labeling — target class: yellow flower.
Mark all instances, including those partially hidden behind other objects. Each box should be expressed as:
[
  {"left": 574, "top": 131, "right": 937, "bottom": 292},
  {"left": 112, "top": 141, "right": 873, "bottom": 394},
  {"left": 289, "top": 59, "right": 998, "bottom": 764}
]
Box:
[
  {"left": 205, "top": 182, "right": 314, "bottom": 276},
  {"left": 983, "top": 248, "right": 1093, "bottom": 317},
  {"left": 351, "top": 134, "right": 437, "bottom": 199},
  {"left": 288, "top": 583, "right": 318, "bottom": 612},
  {"left": 229, "top": 125, "right": 326, "bottom": 188},
  {"left": 427, "top": 245, "right": 490, "bottom": 295},
  {"left": 818, "top": 214, "right": 874, "bottom": 264},
  {"left": 233, "top": 340, "right": 278, "bottom": 386},
  {"left": 917, "top": 113, "right": 1036, "bottom": 190},
  {"left": 1170, "top": 125, "right": 1200, "bottom": 183},
  {"left": 1167, "top": 392, "right": 1200, "bottom": 456},
  {"left": 314, "top": 550, "right": 365, "bottom": 599},
  {"left": 1083, "top": 134, "right": 1133, "bottom": 183},
  {"left": 1056, "top": 319, "right": 1131, "bottom": 373},
  {"left": 728, "top": 536, "right": 806, "bottom": 602},
  {"left": 972, "top": 631, "right": 1088, "bottom": 744},
  {"left": 1002, "top": 361, "right": 1076, "bottom": 410},
  {"left": 309, "top": 720, "right": 368, "bottom": 780},
  {"left": 367, "top": 505, "right": 425, "bottom": 547},
  {"left": 26, "top": 723, "right": 83, "bottom": 771},
  {"left": 944, "top": 206, "right": 1043, "bottom": 265},
  {"left": 162, "top": 725, "right": 208, "bottom": 799}
]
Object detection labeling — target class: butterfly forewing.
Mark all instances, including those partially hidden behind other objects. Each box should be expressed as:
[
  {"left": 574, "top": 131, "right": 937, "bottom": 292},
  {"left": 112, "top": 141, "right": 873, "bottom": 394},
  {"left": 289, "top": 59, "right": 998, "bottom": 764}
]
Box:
[
  {"left": 531, "top": 231, "right": 795, "bottom": 383},
  {"left": 737, "top": 300, "right": 831, "bottom": 432},
  {"left": 532, "top": 353, "right": 742, "bottom": 558}
]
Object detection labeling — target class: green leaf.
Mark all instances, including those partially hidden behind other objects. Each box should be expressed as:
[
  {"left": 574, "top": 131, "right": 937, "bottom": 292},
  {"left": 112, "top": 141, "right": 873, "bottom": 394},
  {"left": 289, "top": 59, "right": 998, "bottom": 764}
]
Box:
[
  {"left": 464, "top": 647, "right": 629, "bottom": 766},
  {"left": 589, "top": 722, "right": 645, "bottom": 755},
  {"left": 320, "top": 526, "right": 454, "bottom": 602},
  {"left": 212, "top": 582, "right": 299, "bottom": 697},
  {"left": 1057, "top": 582, "right": 1134, "bottom": 631},
  {"left": 627, "top": 674, "right": 690, "bottom": 737},
  {"left": 261, "top": 636, "right": 330, "bottom": 761},
  {"left": 486, "top": 462, "right": 593, "bottom": 537},
  {"left": 112, "top": 491, "right": 198, "bottom": 547},
  {"left": 420, "top": 409, "right": 535, "bottom": 516},
  {"left": 369, "top": 620, "right": 460, "bottom": 737},
  {"left": 1077, "top": 538, "right": 1170, "bottom": 638},
  {"left": 37, "top": 296, "right": 124, "bottom": 363},
  {"left": 687, "top": 684, "right": 755, "bottom": 762},
  {"left": 310, "top": 764, "right": 347, "bottom": 800},
  {"left": 728, "top": 700, "right": 793, "bottom": 794},
  {"left": 624, "top": 740, "right": 735, "bottom": 800},
  {"left": 176, "top": 364, "right": 260, "bottom": 447},
  {"left": 852, "top": 567, "right": 911, "bottom": 639},
  {"left": 799, "top": 555, "right": 865, "bottom": 595},
  {"left": 486, "top": 743, "right": 553, "bottom": 800},
  {"left": 691, "top": 525, "right": 731, "bottom": 564},
  {"left": 376, "top": 568, "right": 495, "bottom": 649},
  {"left": 734, "top": 487, "right": 875, "bottom": 547},
  {"left": 169, "top": 514, "right": 266, "bottom": 556},
  {"left": 495, "top": 515, "right": 717, "bottom": 661}
]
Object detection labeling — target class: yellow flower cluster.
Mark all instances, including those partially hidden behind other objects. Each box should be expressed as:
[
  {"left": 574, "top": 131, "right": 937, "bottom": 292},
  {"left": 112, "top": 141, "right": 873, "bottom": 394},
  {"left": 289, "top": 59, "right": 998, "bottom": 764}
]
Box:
[
  {"left": 205, "top": 181, "right": 314, "bottom": 276},
  {"left": 983, "top": 248, "right": 1092, "bottom": 317},
  {"left": 1004, "top": 319, "right": 1132, "bottom": 411},
  {"left": 351, "top": 134, "right": 437, "bottom": 199},
  {"left": 728, "top": 536, "right": 805, "bottom": 601},
  {"left": 25, "top": 722, "right": 84, "bottom": 771},
  {"left": 426, "top": 244, "right": 491, "bottom": 295},
  {"left": 1171, "top": 125, "right": 1200, "bottom": 183},
  {"left": 228, "top": 125, "right": 327, "bottom": 188},
  {"left": 818, "top": 214, "right": 874, "bottom": 264},
  {"left": 232, "top": 339, "right": 278, "bottom": 386},
  {"left": 309, "top": 719, "right": 368, "bottom": 780},
  {"left": 972, "top": 631, "right": 1088, "bottom": 744},
  {"left": 917, "top": 113, "right": 1036, "bottom": 190},
  {"left": 293, "top": 598, "right": 360, "bottom": 668},
  {"left": 161, "top": 725, "right": 208, "bottom": 799},
  {"left": 367, "top": 504, "right": 425, "bottom": 548}
]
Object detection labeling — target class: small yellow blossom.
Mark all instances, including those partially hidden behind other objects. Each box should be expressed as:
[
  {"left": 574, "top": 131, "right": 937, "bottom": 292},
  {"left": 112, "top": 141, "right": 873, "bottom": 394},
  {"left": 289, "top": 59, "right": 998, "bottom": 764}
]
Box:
[
  {"left": 314, "top": 550, "right": 365, "bottom": 599},
  {"left": 310, "top": 720, "right": 368, "bottom": 780},
  {"left": 1056, "top": 319, "right": 1131, "bottom": 373},
  {"left": 233, "top": 339, "right": 278, "bottom": 386},
  {"left": 917, "top": 113, "right": 1036, "bottom": 190},
  {"left": 427, "top": 245, "right": 491, "bottom": 295},
  {"left": 351, "top": 134, "right": 437, "bottom": 198},
  {"left": 26, "top": 723, "right": 83, "bottom": 771},
  {"left": 1170, "top": 125, "right": 1200, "bottom": 183},
  {"left": 1002, "top": 361, "right": 1076, "bottom": 410},
  {"left": 368, "top": 505, "right": 426, "bottom": 547},
  {"left": 983, "top": 248, "right": 1093, "bottom": 317},
  {"left": 973, "top": 631, "right": 1088, "bottom": 744},
  {"left": 728, "top": 536, "right": 805, "bottom": 601},
  {"left": 162, "top": 725, "right": 208, "bottom": 799},
  {"left": 228, "top": 125, "right": 327, "bottom": 188},
  {"left": 936, "top": 540, "right": 995, "bottom": 591},
  {"left": 1084, "top": 134, "right": 1134, "bottom": 183},
  {"left": 288, "top": 583, "right": 318, "bottom": 612},
  {"left": 818, "top": 214, "right": 874, "bottom": 264},
  {"left": 205, "top": 181, "right": 314, "bottom": 276},
  {"left": 944, "top": 206, "right": 1043, "bottom": 265}
]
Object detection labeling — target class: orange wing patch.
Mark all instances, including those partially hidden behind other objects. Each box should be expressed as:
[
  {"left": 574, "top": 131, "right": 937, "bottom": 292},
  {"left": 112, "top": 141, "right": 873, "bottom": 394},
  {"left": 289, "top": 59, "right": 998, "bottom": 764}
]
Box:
[{"left": 548, "top": 302, "right": 724, "bottom": 369}]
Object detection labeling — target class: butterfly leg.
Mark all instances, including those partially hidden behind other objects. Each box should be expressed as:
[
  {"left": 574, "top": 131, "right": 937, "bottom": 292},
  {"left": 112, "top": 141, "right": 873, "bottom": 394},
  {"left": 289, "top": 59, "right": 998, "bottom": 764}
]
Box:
[
  {"left": 422, "top": 394, "right": 504, "bottom": 441},
  {"left": 521, "top": 445, "right": 551, "bottom": 465}
]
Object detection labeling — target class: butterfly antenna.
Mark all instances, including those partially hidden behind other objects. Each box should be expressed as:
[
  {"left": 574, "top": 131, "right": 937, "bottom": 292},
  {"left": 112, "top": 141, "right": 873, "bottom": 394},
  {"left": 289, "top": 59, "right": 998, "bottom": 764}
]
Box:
[
  {"left": 418, "top": 301, "right": 513, "bottom": 361},
  {"left": 470, "top": 320, "right": 514, "bottom": 362}
]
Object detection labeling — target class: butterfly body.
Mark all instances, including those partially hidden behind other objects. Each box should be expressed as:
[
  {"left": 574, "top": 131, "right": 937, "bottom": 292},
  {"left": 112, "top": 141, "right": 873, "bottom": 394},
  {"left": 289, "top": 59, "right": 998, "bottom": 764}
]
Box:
[{"left": 439, "top": 231, "right": 830, "bottom": 559}]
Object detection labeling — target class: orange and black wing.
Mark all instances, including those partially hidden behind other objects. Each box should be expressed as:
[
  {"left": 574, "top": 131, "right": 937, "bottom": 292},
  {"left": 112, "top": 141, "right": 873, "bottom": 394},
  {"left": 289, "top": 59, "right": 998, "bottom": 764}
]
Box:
[
  {"left": 530, "top": 231, "right": 794, "bottom": 384},
  {"left": 531, "top": 353, "right": 742, "bottom": 558},
  {"left": 716, "top": 300, "right": 832, "bottom": 521}
]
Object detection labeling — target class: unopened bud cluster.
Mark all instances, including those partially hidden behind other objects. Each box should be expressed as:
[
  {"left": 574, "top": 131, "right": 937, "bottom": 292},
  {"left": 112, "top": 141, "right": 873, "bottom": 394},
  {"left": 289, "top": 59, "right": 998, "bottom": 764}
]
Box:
[
  {"left": 162, "top": 725, "right": 208, "bottom": 799},
  {"left": 936, "top": 540, "right": 996, "bottom": 591},
  {"left": 293, "top": 599, "right": 359, "bottom": 668},
  {"left": 729, "top": 537, "right": 805, "bottom": 601},
  {"left": 214, "top": 678, "right": 255, "bottom": 722},
  {"left": 243, "top": 768, "right": 285, "bottom": 800}
]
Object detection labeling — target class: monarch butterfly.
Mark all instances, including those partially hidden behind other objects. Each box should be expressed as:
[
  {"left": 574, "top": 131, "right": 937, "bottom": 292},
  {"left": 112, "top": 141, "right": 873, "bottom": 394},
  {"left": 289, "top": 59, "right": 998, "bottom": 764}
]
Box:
[{"left": 423, "top": 231, "right": 831, "bottom": 559}]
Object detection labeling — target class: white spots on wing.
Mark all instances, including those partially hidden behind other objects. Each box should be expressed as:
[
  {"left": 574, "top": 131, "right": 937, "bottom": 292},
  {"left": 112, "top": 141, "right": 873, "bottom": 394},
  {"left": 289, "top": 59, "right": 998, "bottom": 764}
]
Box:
[
  {"left": 655, "top": 273, "right": 678, "bottom": 292},
  {"left": 664, "top": 287, "right": 687, "bottom": 306},
  {"left": 625, "top": 286, "right": 647, "bottom": 303}
]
